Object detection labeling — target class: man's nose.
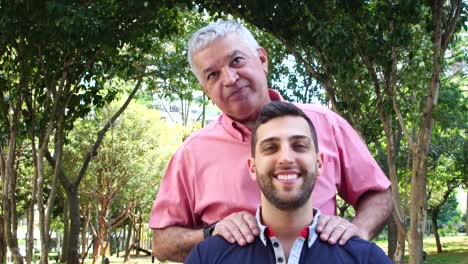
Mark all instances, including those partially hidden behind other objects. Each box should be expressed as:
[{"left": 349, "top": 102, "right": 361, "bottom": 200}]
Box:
[
  {"left": 221, "top": 67, "right": 238, "bottom": 86},
  {"left": 278, "top": 146, "right": 294, "bottom": 164}
]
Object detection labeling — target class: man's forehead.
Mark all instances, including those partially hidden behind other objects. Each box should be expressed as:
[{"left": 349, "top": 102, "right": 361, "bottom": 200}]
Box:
[
  {"left": 256, "top": 116, "right": 312, "bottom": 143},
  {"left": 199, "top": 50, "right": 244, "bottom": 74}
]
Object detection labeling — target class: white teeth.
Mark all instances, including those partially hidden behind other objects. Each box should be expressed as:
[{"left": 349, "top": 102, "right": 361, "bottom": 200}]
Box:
[{"left": 277, "top": 174, "right": 298, "bottom": 180}]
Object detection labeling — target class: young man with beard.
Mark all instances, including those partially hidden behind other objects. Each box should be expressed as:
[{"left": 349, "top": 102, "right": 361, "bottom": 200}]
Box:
[
  {"left": 185, "top": 102, "right": 393, "bottom": 264},
  {"left": 150, "top": 21, "right": 393, "bottom": 262}
]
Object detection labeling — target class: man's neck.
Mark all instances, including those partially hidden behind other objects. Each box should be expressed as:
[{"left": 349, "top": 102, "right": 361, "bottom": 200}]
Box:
[
  {"left": 234, "top": 96, "right": 272, "bottom": 130},
  {"left": 260, "top": 200, "right": 314, "bottom": 260},
  {"left": 241, "top": 120, "right": 257, "bottom": 131}
]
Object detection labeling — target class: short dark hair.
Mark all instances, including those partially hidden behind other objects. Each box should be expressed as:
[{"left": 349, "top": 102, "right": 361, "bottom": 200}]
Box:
[{"left": 251, "top": 101, "right": 319, "bottom": 157}]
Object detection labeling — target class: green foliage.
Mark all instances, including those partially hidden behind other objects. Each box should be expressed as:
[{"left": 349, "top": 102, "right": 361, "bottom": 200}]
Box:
[
  {"left": 436, "top": 194, "right": 463, "bottom": 231},
  {"left": 139, "top": 8, "right": 212, "bottom": 126},
  {"left": 426, "top": 78, "right": 467, "bottom": 232},
  {"left": 0, "top": 0, "right": 188, "bottom": 135},
  {"left": 65, "top": 96, "right": 189, "bottom": 231}
]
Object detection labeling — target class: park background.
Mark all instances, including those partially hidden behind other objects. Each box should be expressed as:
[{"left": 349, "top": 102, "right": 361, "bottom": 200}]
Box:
[{"left": 0, "top": 1, "right": 466, "bottom": 264}]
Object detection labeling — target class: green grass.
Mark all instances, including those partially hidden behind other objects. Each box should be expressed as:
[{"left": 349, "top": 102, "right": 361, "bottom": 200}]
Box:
[
  {"left": 424, "top": 235, "right": 468, "bottom": 254},
  {"left": 376, "top": 235, "right": 468, "bottom": 264},
  {"left": 425, "top": 252, "right": 468, "bottom": 264}
]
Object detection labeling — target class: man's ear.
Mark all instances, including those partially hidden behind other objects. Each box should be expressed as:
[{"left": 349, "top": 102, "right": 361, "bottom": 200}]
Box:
[
  {"left": 247, "top": 157, "right": 257, "bottom": 182},
  {"left": 316, "top": 153, "right": 324, "bottom": 176},
  {"left": 257, "top": 47, "right": 268, "bottom": 74}
]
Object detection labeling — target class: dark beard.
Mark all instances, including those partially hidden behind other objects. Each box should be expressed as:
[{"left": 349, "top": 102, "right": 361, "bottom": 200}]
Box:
[{"left": 257, "top": 168, "right": 316, "bottom": 211}]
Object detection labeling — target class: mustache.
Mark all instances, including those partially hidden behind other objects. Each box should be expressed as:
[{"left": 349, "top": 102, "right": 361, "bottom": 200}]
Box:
[{"left": 232, "top": 79, "right": 250, "bottom": 88}]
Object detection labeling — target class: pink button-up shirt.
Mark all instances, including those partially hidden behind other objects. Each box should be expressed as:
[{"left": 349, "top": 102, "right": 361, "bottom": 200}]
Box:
[{"left": 149, "top": 90, "right": 390, "bottom": 228}]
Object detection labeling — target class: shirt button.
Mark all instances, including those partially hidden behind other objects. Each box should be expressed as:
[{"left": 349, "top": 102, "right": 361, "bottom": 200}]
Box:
[
  {"left": 273, "top": 242, "right": 279, "bottom": 248},
  {"left": 277, "top": 257, "right": 284, "bottom": 263}
]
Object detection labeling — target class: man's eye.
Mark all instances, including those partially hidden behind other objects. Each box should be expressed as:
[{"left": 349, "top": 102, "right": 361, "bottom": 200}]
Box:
[
  {"left": 262, "top": 145, "right": 277, "bottom": 153},
  {"left": 232, "top": 57, "right": 244, "bottom": 65},
  {"left": 207, "top": 72, "right": 218, "bottom": 81},
  {"left": 293, "top": 144, "right": 308, "bottom": 150}
]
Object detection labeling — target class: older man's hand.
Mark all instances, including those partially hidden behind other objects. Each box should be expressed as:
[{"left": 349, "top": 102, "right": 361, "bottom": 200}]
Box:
[
  {"left": 316, "top": 215, "right": 365, "bottom": 245},
  {"left": 212, "top": 211, "right": 260, "bottom": 246}
]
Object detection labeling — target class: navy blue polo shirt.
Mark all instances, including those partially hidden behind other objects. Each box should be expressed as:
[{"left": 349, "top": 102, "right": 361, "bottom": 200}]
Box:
[{"left": 185, "top": 208, "right": 393, "bottom": 264}]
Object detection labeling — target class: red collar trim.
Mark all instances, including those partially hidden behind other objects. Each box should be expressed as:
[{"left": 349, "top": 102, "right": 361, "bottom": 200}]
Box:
[
  {"left": 265, "top": 226, "right": 309, "bottom": 239},
  {"left": 300, "top": 226, "right": 309, "bottom": 239},
  {"left": 266, "top": 226, "right": 276, "bottom": 237}
]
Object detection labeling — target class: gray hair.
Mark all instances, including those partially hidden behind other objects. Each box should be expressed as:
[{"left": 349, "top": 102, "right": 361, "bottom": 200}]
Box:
[{"left": 188, "top": 21, "right": 260, "bottom": 79}]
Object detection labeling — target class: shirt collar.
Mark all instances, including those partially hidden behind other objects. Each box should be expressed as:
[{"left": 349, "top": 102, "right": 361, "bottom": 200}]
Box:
[
  {"left": 255, "top": 206, "right": 321, "bottom": 248},
  {"left": 220, "top": 89, "right": 284, "bottom": 142}
]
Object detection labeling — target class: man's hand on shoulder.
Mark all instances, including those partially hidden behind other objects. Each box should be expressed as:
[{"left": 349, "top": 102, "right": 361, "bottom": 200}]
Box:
[
  {"left": 316, "top": 215, "right": 365, "bottom": 246},
  {"left": 212, "top": 211, "right": 259, "bottom": 246}
]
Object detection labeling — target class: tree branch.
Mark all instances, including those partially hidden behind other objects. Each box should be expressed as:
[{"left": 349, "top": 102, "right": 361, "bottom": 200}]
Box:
[
  {"left": 392, "top": 94, "right": 416, "bottom": 155},
  {"left": 75, "top": 77, "right": 143, "bottom": 187},
  {"left": 441, "top": 0, "right": 463, "bottom": 52}
]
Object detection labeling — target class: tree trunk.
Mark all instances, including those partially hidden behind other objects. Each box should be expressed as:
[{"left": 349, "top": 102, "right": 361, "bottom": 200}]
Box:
[
  {"left": 37, "top": 127, "right": 63, "bottom": 264},
  {"left": 120, "top": 226, "right": 127, "bottom": 258},
  {"left": 387, "top": 217, "right": 397, "bottom": 258},
  {"left": 135, "top": 218, "right": 142, "bottom": 257},
  {"left": 1, "top": 130, "right": 24, "bottom": 264},
  {"left": 81, "top": 209, "right": 91, "bottom": 259},
  {"left": 99, "top": 191, "right": 110, "bottom": 263},
  {"left": 393, "top": 213, "right": 406, "bottom": 264},
  {"left": 116, "top": 231, "right": 120, "bottom": 257},
  {"left": 94, "top": 195, "right": 110, "bottom": 264},
  {"left": 0, "top": 215, "right": 7, "bottom": 264},
  {"left": 25, "top": 197, "right": 34, "bottom": 264},
  {"left": 408, "top": 147, "right": 429, "bottom": 264},
  {"left": 36, "top": 154, "right": 49, "bottom": 264},
  {"left": 432, "top": 208, "right": 442, "bottom": 253},
  {"left": 92, "top": 235, "right": 101, "bottom": 264},
  {"left": 37, "top": 140, "right": 62, "bottom": 264},
  {"left": 101, "top": 239, "right": 110, "bottom": 264},
  {"left": 81, "top": 240, "right": 94, "bottom": 264},
  {"left": 383, "top": 122, "right": 406, "bottom": 264},
  {"left": 3, "top": 183, "right": 24, "bottom": 264},
  {"left": 407, "top": 0, "right": 460, "bottom": 261},
  {"left": 66, "top": 186, "right": 82, "bottom": 264},
  {"left": 26, "top": 136, "right": 39, "bottom": 264},
  {"left": 124, "top": 222, "right": 133, "bottom": 261},
  {"left": 60, "top": 198, "right": 70, "bottom": 262},
  {"left": 36, "top": 108, "right": 63, "bottom": 264},
  {"left": 466, "top": 193, "right": 467, "bottom": 235},
  {"left": 109, "top": 232, "right": 115, "bottom": 256},
  {"left": 376, "top": 99, "right": 406, "bottom": 264},
  {"left": 384, "top": 132, "right": 406, "bottom": 264}
]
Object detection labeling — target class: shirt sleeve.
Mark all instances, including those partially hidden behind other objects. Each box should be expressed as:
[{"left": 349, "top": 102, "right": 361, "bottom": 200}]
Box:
[
  {"left": 148, "top": 144, "right": 200, "bottom": 229},
  {"left": 331, "top": 112, "right": 391, "bottom": 207}
]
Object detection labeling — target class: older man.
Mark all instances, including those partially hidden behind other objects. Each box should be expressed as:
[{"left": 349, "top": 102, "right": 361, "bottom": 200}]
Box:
[{"left": 150, "top": 21, "right": 393, "bottom": 262}]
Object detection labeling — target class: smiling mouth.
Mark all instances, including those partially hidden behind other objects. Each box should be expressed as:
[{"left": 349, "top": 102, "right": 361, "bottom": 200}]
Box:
[
  {"left": 229, "top": 86, "right": 247, "bottom": 98},
  {"left": 276, "top": 174, "right": 298, "bottom": 180},
  {"left": 275, "top": 173, "right": 301, "bottom": 183}
]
